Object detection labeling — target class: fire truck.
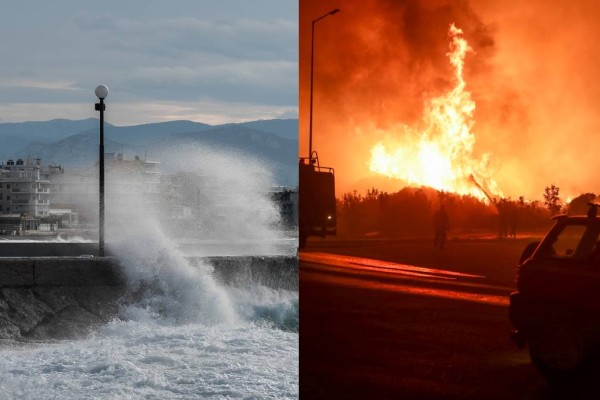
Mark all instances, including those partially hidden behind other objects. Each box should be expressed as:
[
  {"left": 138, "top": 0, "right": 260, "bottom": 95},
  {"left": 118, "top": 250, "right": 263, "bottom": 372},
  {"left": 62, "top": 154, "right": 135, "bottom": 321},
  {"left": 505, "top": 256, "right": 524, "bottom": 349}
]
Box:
[{"left": 299, "top": 154, "right": 336, "bottom": 248}]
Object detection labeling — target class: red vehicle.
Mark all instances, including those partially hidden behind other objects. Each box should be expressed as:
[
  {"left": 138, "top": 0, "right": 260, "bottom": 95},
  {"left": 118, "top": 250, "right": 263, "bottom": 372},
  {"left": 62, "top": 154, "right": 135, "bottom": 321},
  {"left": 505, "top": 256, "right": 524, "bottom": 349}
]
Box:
[
  {"left": 510, "top": 205, "right": 600, "bottom": 380},
  {"left": 298, "top": 156, "right": 336, "bottom": 248}
]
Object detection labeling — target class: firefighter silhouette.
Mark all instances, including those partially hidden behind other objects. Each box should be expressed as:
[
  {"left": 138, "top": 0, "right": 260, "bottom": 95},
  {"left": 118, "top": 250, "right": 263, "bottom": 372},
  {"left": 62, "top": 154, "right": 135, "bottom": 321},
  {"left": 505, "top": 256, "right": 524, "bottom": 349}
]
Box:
[{"left": 433, "top": 204, "right": 450, "bottom": 249}]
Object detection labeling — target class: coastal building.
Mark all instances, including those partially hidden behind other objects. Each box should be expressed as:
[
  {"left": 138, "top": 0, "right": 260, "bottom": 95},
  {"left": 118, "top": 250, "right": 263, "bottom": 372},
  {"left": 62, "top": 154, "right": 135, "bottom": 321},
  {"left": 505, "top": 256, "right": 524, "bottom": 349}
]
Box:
[
  {"left": 0, "top": 154, "right": 160, "bottom": 234},
  {"left": 104, "top": 153, "right": 161, "bottom": 212},
  {"left": 0, "top": 158, "right": 51, "bottom": 217},
  {"left": 271, "top": 187, "right": 298, "bottom": 228},
  {"left": 49, "top": 153, "right": 161, "bottom": 222}
]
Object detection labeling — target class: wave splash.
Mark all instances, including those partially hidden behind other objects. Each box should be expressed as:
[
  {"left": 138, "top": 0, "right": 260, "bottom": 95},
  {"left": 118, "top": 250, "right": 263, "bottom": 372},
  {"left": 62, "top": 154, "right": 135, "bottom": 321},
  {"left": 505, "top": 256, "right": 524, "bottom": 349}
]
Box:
[{"left": 105, "top": 145, "right": 296, "bottom": 330}]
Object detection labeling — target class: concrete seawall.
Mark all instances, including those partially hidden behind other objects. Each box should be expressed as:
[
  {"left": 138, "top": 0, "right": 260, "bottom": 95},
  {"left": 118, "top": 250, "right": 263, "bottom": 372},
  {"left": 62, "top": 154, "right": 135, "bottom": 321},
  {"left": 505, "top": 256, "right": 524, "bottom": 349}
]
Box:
[
  {"left": 202, "top": 256, "right": 298, "bottom": 291},
  {"left": 0, "top": 255, "right": 297, "bottom": 340},
  {"left": 0, "top": 242, "right": 99, "bottom": 257},
  {"left": 0, "top": 256, "right": 298, "bottom": 290},
  {"left": 0, "top": 257, "right": 122, "bottom": 287}
]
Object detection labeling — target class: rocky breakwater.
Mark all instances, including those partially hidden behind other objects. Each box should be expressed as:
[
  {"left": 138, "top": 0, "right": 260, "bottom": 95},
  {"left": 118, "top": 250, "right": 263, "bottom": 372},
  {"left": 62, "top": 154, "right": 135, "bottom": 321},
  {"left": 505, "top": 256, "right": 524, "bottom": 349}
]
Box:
[{"left": 0, "top": 257, "right": 124, "bottom": 340}]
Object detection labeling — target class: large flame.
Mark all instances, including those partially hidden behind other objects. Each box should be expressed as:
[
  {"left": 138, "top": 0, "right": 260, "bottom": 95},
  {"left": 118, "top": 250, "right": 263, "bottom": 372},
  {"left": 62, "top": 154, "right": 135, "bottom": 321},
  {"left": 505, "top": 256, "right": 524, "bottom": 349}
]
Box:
[{"left": 368, "top": 24, "right": 500, "bottom": 200}]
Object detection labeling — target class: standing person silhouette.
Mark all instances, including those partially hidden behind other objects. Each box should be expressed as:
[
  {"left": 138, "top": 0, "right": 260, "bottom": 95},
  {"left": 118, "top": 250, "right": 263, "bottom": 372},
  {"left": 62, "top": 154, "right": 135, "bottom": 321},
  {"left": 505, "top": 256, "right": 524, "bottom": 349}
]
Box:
[{"left": 433, "top": 204, "right": 450, "bottom": 249}]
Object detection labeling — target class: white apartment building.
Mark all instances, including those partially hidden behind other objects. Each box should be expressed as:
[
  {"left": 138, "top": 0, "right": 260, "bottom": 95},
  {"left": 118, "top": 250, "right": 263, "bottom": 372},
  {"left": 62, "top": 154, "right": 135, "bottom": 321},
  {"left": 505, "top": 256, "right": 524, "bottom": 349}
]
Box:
[
  {"left": 49, "top": 153, "right": 161, "bottom": 221},
  {"left": 0, "top": 158, "right": 51, "bottom": 217},
  {"left": 104, "top": 153, "right": 161, "bottom": 210}
]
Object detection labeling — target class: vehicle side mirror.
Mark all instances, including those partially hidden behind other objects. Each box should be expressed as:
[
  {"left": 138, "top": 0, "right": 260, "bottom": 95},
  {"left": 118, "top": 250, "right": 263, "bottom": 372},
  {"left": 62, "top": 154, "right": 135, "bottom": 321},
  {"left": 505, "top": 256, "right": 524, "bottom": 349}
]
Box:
[{"left": 519, "top": 241, "right": 540, "bottom": 265}]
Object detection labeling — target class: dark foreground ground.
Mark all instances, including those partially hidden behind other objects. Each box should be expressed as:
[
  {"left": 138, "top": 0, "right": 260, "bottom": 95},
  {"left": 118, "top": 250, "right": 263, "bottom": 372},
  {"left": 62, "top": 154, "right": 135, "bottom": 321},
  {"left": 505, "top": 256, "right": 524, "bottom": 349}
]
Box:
[{"left": 300, "top": 235, "right": 600, "bottom": 399}]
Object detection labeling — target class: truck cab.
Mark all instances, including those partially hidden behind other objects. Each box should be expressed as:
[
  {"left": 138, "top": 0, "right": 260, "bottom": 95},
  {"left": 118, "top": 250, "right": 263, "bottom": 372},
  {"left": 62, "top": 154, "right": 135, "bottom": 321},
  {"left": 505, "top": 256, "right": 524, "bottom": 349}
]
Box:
[
  {"left": 510, "top": 206, "right": 600, "bottom": 380},
  {"left": 299, "top": 156, "right": 336, "bottom": 248}
]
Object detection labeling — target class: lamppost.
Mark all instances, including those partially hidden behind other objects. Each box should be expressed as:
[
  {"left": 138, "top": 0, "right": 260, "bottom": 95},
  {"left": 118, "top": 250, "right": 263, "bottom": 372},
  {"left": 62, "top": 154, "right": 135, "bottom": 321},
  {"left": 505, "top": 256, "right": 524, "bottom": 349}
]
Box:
[
  {"left": 94, "top": 85, "right": 109, "bottom": 257},
  {"left": 308, "top": 8, "right": 340, "bottom": 163}
]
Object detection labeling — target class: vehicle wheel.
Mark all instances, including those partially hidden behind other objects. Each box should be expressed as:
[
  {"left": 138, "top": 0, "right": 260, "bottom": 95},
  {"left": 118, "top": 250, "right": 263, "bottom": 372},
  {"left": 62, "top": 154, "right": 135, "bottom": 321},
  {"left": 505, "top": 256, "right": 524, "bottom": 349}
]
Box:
[{"left": 529, "top": 322, "right": 585, "bottom": 381}]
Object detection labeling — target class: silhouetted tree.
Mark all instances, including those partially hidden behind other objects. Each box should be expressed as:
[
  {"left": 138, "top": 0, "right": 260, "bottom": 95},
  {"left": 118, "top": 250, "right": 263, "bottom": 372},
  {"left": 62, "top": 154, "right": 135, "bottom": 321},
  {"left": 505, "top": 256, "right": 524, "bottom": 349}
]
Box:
[
  {"left": 336, "top": 186, "right": 554, "bottom": 238},
  {"left": 365, "top": 187, "right": 380, "bottom": 201},
  {"left": 543, "top": 184, "right": 561, "bottom": 215}
]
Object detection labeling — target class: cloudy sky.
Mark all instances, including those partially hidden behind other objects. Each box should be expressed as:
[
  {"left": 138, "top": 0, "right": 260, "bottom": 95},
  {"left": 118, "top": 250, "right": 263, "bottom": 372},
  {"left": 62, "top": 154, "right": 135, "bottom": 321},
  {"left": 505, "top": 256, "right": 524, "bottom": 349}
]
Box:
[{"left": 0, "top": 1, "right": 297, "bottom": 125}]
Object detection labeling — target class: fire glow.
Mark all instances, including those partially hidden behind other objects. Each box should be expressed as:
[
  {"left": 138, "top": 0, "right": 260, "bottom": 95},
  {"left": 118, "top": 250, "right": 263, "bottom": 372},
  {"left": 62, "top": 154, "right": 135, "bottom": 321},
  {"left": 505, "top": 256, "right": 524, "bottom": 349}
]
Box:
[{"left": 368, "top": 24, "right": 500, "bottom": 200}]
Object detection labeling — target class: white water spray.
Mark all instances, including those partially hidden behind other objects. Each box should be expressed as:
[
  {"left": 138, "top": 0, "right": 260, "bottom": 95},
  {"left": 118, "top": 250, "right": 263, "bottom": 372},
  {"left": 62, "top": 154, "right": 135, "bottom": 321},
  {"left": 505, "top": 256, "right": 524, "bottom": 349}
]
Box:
[
  {"left": 0, "top": 143, "right": 298, "bottom": 399},
  {"left": 105, "top": 143, "right": 290, "bottom": 326}
]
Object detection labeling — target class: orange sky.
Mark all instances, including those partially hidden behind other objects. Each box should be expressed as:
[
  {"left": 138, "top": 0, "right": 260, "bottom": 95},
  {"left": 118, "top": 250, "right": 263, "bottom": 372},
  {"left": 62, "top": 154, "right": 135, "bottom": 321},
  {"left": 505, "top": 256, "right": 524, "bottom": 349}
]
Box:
[{"left": 299, "top": 0, "right": 600, "bottom": 201}]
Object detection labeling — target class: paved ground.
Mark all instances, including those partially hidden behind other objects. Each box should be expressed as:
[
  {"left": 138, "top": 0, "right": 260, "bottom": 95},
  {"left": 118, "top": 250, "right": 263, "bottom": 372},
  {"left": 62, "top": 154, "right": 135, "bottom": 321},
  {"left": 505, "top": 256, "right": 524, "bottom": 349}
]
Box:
[{"left": 299, "top": 235, "right": 589, "bottom": 399}]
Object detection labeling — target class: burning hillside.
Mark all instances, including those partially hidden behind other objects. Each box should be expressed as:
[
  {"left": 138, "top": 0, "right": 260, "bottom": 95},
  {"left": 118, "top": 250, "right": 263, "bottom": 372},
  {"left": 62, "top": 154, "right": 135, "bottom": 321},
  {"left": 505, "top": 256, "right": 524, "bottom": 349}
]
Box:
[
  {"left": 368, "top": 24, "right": 499, "bottom": 200},
  {"left": 300, "top": 1, "right": 600, "bottom": 200}
]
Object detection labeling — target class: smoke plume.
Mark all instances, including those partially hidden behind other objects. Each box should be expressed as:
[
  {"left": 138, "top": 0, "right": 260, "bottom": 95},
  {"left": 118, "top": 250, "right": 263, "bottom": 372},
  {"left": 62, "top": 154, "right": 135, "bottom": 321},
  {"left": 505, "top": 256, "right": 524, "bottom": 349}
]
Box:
[{"left": 300, "top": 0, "right": 600, "bottom": 200}]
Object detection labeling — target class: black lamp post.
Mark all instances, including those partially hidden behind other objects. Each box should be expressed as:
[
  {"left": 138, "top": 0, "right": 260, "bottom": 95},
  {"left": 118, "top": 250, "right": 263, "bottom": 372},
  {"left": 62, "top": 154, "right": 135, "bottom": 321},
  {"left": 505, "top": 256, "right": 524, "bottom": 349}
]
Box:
[
  {"left": 308, "top": 8, "right": 340, "bottom": 163},
  {"left": 94, "top": 84, "right": 109, "bottom": 257}
]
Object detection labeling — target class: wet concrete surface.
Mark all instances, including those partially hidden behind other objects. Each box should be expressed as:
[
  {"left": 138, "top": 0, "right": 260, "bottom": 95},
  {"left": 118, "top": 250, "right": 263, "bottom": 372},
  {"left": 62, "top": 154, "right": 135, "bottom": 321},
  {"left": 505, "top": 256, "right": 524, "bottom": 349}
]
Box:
[{"left": 299, "top": 237, "right": 585, "bottom": 399}]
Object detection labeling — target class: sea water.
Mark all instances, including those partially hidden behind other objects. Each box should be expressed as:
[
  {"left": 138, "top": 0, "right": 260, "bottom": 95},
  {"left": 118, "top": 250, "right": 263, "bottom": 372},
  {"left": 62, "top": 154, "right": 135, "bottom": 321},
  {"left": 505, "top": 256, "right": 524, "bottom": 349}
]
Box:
[
  {"left": 0, "top": 146, "right": 298, "bottom": 399},
  {"left": 0, "top": 287, "right": 298, "bottom": 399}
]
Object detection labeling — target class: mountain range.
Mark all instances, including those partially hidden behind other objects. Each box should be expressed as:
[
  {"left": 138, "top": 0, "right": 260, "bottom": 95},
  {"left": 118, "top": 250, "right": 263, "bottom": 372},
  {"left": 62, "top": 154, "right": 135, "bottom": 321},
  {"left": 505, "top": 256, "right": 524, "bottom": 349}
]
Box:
[{"left": 0, "top": 118, "right": 298, "bottom": 186}]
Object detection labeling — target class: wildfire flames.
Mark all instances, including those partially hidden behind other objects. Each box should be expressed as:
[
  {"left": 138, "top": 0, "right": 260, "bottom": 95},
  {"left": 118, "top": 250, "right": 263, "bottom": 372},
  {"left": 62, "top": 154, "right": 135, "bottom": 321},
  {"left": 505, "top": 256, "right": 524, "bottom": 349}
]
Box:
[{"left": 368, "top": 24, "right": 500, "bottom": 201}]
